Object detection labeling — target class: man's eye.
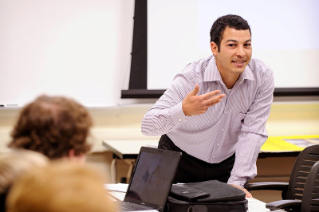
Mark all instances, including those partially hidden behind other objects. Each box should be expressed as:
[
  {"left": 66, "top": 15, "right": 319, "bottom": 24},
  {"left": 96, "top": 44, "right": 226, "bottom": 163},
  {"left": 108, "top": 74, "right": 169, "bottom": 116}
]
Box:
[
  {"left": 228, "top": 44, "right": 235, "bottom": 47},
  {"left": 245, "top": 43, "right": 251, "bottom": 47}
]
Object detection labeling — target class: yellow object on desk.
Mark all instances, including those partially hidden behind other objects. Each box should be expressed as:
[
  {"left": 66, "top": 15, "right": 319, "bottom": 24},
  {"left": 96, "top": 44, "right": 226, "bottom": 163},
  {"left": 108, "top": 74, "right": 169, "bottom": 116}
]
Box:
[{"left": 261, "top": 135, "right": 319, "bottom": 152}]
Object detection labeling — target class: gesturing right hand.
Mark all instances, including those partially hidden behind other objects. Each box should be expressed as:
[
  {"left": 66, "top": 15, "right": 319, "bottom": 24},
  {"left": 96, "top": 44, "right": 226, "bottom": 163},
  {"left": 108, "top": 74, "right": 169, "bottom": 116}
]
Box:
[{"left": 182, "top": 84, "right": 226, "bottom": 116}]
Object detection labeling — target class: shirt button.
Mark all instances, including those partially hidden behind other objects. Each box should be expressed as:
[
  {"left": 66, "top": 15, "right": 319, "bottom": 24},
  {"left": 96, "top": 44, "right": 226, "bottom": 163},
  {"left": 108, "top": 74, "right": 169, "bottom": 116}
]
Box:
[
  {"left": 222, "top": 129, "right": 224, "bottom": 131},
  {"left": 179, "top": 118, "right": 182, "bottom": 122},
  {"left": 217, "top": 143, "right": 219, "bottom": 146}
]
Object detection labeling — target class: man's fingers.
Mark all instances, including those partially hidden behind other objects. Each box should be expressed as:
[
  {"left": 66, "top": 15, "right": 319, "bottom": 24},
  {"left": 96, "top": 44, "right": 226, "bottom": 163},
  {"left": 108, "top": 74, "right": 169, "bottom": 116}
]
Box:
[
  {"left": 245, "top": 190, "right": 252, "bottom": 198},
  {"left": 185, "top": 87, "right": 224, "bottom": 116},
  {"left": 203, "top": 94, "right": 225, "bottom": 106},
  {"left": 230, "top": 184, "right": 253, "bottom": 198},
  {"left": 201, "top": 90, "right": 221, "bottom": 99}
]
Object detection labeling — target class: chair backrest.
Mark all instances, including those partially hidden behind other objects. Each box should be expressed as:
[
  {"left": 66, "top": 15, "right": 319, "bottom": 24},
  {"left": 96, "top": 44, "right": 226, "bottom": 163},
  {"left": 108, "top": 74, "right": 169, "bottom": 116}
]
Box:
[
  {"left": 285, "top": 145, "right": 319, "bottom": 200},
  {"left": 301, "top": 160, "right": 319, "bottom": 212}
]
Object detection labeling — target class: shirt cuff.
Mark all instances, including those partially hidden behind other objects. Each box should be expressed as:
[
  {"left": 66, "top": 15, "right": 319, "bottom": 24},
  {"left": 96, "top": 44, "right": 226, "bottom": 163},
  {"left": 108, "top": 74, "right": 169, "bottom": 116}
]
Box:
[
  {"left": 227, "top": 176, "right": 247, "bottom": 188},
  {"left": 168, "top": 102, "right": 187, "bottom": 126}
]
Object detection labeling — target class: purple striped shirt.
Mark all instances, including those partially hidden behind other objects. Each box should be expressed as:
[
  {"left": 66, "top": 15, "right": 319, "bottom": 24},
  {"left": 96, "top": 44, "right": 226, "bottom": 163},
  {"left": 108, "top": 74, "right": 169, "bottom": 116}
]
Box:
[{"left": 141, "top": 55, "right": 274, "bottom": 187}]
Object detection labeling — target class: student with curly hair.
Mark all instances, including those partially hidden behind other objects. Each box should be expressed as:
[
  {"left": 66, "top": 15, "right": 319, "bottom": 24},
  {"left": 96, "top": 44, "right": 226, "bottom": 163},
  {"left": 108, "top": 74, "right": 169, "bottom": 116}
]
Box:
[{"left": 8, "top": 95, "right": 93, "bottom": 163}]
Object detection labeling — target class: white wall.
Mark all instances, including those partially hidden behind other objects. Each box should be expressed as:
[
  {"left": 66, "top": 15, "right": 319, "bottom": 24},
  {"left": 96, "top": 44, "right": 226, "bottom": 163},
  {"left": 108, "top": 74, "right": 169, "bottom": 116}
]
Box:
[{"left": 0, "top": 0, "right": 134, "bottom": 107}]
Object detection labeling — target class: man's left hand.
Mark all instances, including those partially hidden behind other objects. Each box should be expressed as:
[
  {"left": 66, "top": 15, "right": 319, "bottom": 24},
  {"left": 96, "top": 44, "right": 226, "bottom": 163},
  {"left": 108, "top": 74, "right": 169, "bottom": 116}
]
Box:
[{"left": 230, "top": 184, "right": 252, "bottom": 198}]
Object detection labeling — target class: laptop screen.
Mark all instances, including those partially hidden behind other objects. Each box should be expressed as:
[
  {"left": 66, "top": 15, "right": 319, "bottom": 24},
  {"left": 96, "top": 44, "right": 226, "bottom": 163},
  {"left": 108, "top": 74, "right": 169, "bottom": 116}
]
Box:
[{"left": 125, "top": 147, "right": 181, "bottom": 209}]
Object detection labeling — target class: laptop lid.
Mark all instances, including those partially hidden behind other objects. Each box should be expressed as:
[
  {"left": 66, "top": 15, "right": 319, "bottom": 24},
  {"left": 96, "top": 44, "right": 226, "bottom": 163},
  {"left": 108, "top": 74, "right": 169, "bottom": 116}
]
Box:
[{"left": 124, "top": 147, "right": 181, "bottom": 211}]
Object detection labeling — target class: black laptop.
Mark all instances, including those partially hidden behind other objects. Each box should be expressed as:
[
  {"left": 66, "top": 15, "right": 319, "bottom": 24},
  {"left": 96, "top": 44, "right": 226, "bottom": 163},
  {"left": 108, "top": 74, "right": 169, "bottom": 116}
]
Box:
[{"left": 119, "top": 146, "right": 182, "bottom": 212}]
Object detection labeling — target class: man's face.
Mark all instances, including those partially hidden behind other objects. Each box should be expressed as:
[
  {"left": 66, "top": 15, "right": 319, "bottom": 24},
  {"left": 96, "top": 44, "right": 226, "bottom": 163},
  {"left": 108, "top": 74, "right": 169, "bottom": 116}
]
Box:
[{"left": 211, "top": 27, "right": 252, "bottom": 78}]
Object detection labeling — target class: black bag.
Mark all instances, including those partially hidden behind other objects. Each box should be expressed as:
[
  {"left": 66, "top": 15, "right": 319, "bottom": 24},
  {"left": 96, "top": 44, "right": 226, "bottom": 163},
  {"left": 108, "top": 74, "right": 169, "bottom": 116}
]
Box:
[{"left": 166, "top": 180, "right": 248, "bottom": 212}]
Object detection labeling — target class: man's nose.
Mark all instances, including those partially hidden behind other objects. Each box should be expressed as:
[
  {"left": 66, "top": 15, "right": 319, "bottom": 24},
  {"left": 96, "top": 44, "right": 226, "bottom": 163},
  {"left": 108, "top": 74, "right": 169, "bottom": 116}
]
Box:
[{"left": 236, "top": 46, "right": 246, "bottom": 57}]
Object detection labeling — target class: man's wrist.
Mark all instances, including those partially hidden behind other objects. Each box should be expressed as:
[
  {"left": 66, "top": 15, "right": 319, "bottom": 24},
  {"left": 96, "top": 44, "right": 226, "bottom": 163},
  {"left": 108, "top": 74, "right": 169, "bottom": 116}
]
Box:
[
  {"left": 169, "top": 102, "right": 187, "bottom": 125},
  {"left": 227, "top": 176, "right": 247, "bottom": 188}
]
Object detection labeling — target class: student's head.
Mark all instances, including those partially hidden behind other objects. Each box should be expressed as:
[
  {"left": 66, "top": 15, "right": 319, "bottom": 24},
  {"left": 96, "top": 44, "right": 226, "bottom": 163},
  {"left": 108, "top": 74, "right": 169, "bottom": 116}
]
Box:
[
  {"left": 8, "top": 95, "right": 93, "bottom": 163},
  {"left": 0, "top": 150, "right": 48, "bottom": 211},
  {"left": 6, "top": 162, "right": 117, "bottom": 212},
  {"left": 210, "top": 15, "right": 252, "bottom": 79}
]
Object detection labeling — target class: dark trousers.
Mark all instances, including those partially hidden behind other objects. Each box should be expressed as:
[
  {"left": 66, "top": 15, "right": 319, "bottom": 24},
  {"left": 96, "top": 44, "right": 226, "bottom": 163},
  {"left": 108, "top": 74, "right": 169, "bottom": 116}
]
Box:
[{"left": 158, "top": 134, "right": 235, "bottom": 184}]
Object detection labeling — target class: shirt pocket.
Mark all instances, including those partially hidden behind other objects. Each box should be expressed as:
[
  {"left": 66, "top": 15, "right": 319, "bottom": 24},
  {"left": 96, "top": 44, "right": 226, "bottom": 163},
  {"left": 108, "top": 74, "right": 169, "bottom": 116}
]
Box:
[{"left": 229, "top": 112, "right": 247, "bottom": 133}]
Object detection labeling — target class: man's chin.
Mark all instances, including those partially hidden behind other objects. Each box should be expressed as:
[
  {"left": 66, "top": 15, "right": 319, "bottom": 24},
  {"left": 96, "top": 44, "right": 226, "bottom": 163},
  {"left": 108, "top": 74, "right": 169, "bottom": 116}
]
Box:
[
  {"left": 231, "top": 64, "right": 247, "bottom": 73},
  {"left": 231, "top": 68, "right": 245, "bottom": 74}
]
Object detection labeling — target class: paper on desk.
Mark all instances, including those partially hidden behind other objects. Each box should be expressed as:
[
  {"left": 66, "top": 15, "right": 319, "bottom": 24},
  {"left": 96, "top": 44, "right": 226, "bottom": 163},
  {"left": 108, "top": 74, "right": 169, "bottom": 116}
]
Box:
[
  {"left": 104, "top": 183, "right": 128, "bottom": 192},
  {"left": 247, "top": 197, "right": 284, "bottom": 212},
  {"left": 108, "top": 191, "right": 126, "bottom": 201}
]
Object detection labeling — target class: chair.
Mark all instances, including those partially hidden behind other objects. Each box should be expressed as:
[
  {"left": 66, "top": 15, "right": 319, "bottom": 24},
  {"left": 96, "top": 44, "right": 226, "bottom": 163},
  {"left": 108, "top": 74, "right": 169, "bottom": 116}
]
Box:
[
  {"left": 246, "top": 144, "right": 319, "bottom": 211},
  {"left": 266, "top": 159, "right": 319, "bottom": 211}
]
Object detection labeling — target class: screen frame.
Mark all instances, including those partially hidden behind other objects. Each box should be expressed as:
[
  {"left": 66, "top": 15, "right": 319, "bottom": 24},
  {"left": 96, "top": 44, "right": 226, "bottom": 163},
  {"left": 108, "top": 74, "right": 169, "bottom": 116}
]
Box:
[{"left": 124, "top": 147, "right": 182, "bottom": 210}]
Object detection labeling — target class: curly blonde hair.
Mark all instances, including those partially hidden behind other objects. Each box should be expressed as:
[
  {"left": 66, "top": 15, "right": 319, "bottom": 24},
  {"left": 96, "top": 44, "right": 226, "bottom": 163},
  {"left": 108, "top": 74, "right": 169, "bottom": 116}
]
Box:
[{"left": 8, "top": 95, "right": 92, "bottom": 159}]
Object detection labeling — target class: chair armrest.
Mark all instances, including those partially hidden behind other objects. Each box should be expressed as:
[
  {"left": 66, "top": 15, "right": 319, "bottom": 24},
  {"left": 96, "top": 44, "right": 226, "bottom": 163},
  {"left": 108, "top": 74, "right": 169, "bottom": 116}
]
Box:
[
  {"left": 245, "top": 182, "right": 289, "bottom": 191},
  {"left": 266, "top": 199, "right": 301, "bottom": 211}
]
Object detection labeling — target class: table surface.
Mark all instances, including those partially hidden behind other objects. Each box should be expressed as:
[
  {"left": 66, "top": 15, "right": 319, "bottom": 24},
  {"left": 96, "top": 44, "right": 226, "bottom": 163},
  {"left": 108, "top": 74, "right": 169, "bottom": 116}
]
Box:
[
  {"left": 102, "top": 135, "right": 319, "bottom": 159},
  {"left": 105, "top": 184, "right": 284, "bottom": 212},
  {"left": 102, "top": 140, "right": 158, "bottom": 158}
]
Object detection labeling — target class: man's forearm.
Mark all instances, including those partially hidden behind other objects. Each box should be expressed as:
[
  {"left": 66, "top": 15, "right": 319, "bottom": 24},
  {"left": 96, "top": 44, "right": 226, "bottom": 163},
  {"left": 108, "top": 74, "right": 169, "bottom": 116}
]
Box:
[
  {"left": 141, "top": 102, "right": 186, "bottom": 136},
  {"left": 228, "top": 132, "right": 267, "bottom": 187}
]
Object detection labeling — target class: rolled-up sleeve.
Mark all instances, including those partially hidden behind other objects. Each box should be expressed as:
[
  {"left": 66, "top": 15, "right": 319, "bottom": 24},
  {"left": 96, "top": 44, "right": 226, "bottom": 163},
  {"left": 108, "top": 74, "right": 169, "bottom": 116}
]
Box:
[{"left": 228, "top": 69, "right": 274, "bottom": 187}]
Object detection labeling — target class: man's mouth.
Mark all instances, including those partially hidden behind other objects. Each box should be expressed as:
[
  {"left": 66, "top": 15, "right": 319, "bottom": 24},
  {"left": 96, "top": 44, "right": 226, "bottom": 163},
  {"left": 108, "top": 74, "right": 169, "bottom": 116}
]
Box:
[{"left": 232, "top": 60, "right": 246, "bottom": 67}]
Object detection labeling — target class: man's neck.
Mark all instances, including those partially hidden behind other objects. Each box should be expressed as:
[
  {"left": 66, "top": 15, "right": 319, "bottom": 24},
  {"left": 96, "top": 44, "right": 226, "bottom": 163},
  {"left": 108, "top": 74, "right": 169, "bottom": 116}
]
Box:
[
  {"left": 221, "top": 75, "right": 239, "bottom": 89},
  {"left": 217, "top": 68, "right": 240, "bottom": 89}
]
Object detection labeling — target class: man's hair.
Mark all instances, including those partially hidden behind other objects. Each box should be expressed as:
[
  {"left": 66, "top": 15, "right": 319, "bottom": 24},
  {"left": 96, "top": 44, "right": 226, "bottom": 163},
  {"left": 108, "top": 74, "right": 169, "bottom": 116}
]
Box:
[
  {"left": 6, "top": 162, "right": 117, "bottom": 212},
  {"left": 8, "top": 95, "right": 93, "bottom": 159},
  {"left": 0, "top": 150, "right": 48, "bottom": 211},
  {"left": 210, "top": 14, "right": 251, "bottom": 51}
]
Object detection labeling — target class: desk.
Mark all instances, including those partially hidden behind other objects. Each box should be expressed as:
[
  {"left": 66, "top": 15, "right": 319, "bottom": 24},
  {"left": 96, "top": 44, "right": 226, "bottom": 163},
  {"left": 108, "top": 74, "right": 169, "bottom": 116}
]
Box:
[
  {"left": 106, "top": 184, "right": 284, "bottom": 212},
  {"left": 103, "top": 135, "right": 319, "bottom": 183},
  {"left": 102, "top": 139, "right": 298, "bottom": 183},
  {"left": 103, "top": 140, "right": 158, "bottom": 183}
]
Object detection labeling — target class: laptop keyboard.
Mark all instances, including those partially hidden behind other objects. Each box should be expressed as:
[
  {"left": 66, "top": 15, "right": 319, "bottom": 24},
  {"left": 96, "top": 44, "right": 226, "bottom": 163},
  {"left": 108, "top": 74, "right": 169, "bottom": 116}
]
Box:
[{"left": 120, "top": 202, "right": 152, "bottom": 211}]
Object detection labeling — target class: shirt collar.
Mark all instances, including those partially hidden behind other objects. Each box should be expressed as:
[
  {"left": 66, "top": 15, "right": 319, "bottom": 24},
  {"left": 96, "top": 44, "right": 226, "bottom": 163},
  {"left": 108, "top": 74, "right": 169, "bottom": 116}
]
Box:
[{"left": 204, "top": 56, "right": 255, "bottom": 83}]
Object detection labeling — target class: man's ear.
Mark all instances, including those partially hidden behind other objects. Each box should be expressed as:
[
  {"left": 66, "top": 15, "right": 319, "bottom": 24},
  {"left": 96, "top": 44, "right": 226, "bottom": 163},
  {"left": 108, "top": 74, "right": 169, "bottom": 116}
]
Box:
[{"left": 210, "top": 42, "right": 218, "bottom": 56}]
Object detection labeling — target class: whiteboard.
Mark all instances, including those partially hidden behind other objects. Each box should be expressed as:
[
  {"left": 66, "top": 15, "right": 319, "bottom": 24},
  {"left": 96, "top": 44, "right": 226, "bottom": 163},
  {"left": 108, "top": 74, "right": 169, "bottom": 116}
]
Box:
[
  {"left": 148, "top": 0, "right": 319, "bottom": 90},
  {"left": 0, "top": 0, "right": 134, "bottom": 107}
]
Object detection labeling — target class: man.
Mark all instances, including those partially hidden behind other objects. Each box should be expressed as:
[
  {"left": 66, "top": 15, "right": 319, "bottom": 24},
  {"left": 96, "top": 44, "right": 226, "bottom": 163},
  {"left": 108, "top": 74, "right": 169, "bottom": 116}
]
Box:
[
  {"left": 141, "top": 15, "right": 274, "bottom": 197},
  {"left": 8, "top": 95, "right": 93, "bottom": 164}
]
